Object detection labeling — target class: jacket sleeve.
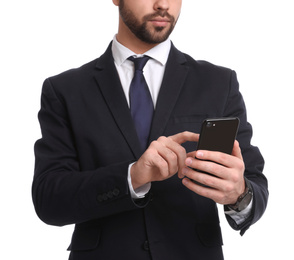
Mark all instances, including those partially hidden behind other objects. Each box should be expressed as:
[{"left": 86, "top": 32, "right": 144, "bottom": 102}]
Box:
[
  {"left": 223, "top": 71, "right": 269, "bottom": 235},
  {"left": 32, "top": 78, "right": 149, "bottom": 227}
]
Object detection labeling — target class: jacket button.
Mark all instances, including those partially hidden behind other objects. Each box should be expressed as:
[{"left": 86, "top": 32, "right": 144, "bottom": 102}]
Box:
[
  {"left": 143, "top": 240, "right": 149, "bottom": 251},
  {"left": 102, "top": 193, "right": 108, "bottom": 201},
  {"left": 113, "top": 188, "right": 120, "bottom": 196},
  {"left": 107, "top": 191, "right": 114, "bottom": 199}
]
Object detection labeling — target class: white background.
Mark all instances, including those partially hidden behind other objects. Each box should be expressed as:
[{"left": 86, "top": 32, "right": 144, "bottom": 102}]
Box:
[{"left": 1, "top": 0, "right": 293, "bottom": 259}]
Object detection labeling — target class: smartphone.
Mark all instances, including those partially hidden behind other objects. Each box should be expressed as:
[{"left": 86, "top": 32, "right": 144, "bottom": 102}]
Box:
[{"left": 192, "top": 117, "right": 240, "bottom": 187}]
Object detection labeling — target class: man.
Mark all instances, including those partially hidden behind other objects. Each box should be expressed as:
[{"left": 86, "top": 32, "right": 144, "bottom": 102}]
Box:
[{"left": 32, "top": 0, "right": 268, "bottom": 259}]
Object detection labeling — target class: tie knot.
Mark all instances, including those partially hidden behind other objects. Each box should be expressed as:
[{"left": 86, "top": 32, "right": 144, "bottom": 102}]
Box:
[{"left": 128, "top": 56, "right": 150, "bottom": 72}]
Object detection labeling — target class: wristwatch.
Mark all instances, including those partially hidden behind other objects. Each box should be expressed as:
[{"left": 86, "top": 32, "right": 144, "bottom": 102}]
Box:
[{"left": 227, "top": 178, "right": 253, "bottom": 212}]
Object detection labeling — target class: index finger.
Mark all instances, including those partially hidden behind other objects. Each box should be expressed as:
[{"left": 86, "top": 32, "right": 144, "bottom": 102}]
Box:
[{"left": 169, "top": 131, "right": 199, "bottom": 145}]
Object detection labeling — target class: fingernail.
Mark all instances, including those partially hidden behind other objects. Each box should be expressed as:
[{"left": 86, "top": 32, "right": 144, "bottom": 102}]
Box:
[
  {"left": 196, "top": 151, "right": 204, "bottom": 158},
  {"left": 186, "top": 158, "right": 192, "bottom": 166},
  {"left": 182, "top": 178, "right": 189, "bottom": 185},
  {"left": 182, "top": 167, "right": 188, "bottom": 175}
]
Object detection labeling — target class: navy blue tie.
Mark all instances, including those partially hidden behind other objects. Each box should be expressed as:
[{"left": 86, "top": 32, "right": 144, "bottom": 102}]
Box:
[{"left": 128, "top": 56, "right": 154, "bottom": 151}]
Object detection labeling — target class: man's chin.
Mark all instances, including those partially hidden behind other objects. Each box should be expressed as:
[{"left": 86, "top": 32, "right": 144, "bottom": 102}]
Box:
[{"left": 143, "top": 26, "right": 171, "bottom": 43}]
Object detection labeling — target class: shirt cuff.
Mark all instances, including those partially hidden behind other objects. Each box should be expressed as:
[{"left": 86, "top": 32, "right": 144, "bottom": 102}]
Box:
[
  {"left": 224, "top": 198, "right": 253, "bottom": 225},
  {"left": 127, "top": 163, "right": 151, "bottom": 199}
]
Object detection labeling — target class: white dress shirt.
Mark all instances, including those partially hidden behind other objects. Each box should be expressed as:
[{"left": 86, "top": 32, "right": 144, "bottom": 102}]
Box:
[{"left": 111, "top": 35, "right": 253, "bottom": 224}]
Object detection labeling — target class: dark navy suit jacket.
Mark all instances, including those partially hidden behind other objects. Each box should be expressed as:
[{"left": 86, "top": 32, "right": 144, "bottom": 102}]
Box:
[{"left": 33, "top": 42, "right": 268, "bottom": 260}]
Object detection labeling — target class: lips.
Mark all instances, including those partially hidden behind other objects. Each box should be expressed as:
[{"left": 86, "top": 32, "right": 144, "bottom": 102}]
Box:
[{"left": 149, "top": 18, "right": 170, "bottom": 27}]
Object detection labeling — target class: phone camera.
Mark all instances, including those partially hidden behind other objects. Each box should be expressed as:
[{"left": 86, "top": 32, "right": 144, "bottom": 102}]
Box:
[{"left": 206, "top": 122, "right": 216, "bottom": 128}]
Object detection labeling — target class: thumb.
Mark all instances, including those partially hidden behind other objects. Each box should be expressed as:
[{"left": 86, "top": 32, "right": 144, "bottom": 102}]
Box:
[{"left": 232, "top": 140, "right": 243, "bottom": 160}]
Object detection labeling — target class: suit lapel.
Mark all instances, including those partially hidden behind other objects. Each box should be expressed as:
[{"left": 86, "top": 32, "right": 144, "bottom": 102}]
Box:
[
  {"left": 94, "top": 43, "right": 143, "bottom": 159},
  {"left": 149, "top": 44, "right": 189, "bottom": 142}
]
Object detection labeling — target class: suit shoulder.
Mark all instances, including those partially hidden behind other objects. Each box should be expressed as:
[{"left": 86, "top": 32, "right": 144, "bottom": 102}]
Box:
[
  {"left": 183, "top": 53, "right": 233, "bottom": 74},
  {"left": 41, "top": 58, "right": 101, "bottom": 97},
  {"left": 46, "top": 42, "right": 112, "bottom": 84},
  {"left": 48, "top": 58, "right": 99, "bottom": 83}
]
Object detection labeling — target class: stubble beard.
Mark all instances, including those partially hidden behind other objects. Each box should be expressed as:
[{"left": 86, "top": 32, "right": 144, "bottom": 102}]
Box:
[{"left": 119, "top": 1, "right": 177, "bottom": 44}]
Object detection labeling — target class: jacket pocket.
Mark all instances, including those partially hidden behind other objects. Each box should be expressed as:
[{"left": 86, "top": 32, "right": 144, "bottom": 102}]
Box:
[
  {"left": 172, "top": 114, "right": 207, "bottom": 124},
  {"left": 67, "top": 222, "right": 101, "bottom": 251},
  {"left": 195, "top": 223, "right": 223, "bottom": 247}
]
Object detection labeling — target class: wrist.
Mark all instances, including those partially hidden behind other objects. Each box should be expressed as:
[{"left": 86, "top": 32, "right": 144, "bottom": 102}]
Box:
[
  {"left": 227, "top": 178, "right": 253, "bottom": 212},
  {"left": 130, "top": 162, "right": 148, "bottom": 190}
]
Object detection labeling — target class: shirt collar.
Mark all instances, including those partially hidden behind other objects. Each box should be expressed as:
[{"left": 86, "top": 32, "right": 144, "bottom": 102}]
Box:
[{"left": 112, "top": 35, "right": 171, "bottom": 66}]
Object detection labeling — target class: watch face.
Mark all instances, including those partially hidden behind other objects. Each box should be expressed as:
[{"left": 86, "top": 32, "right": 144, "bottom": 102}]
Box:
[{"left": 238, "top": 193, "right": 253, "bottom": 212}]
